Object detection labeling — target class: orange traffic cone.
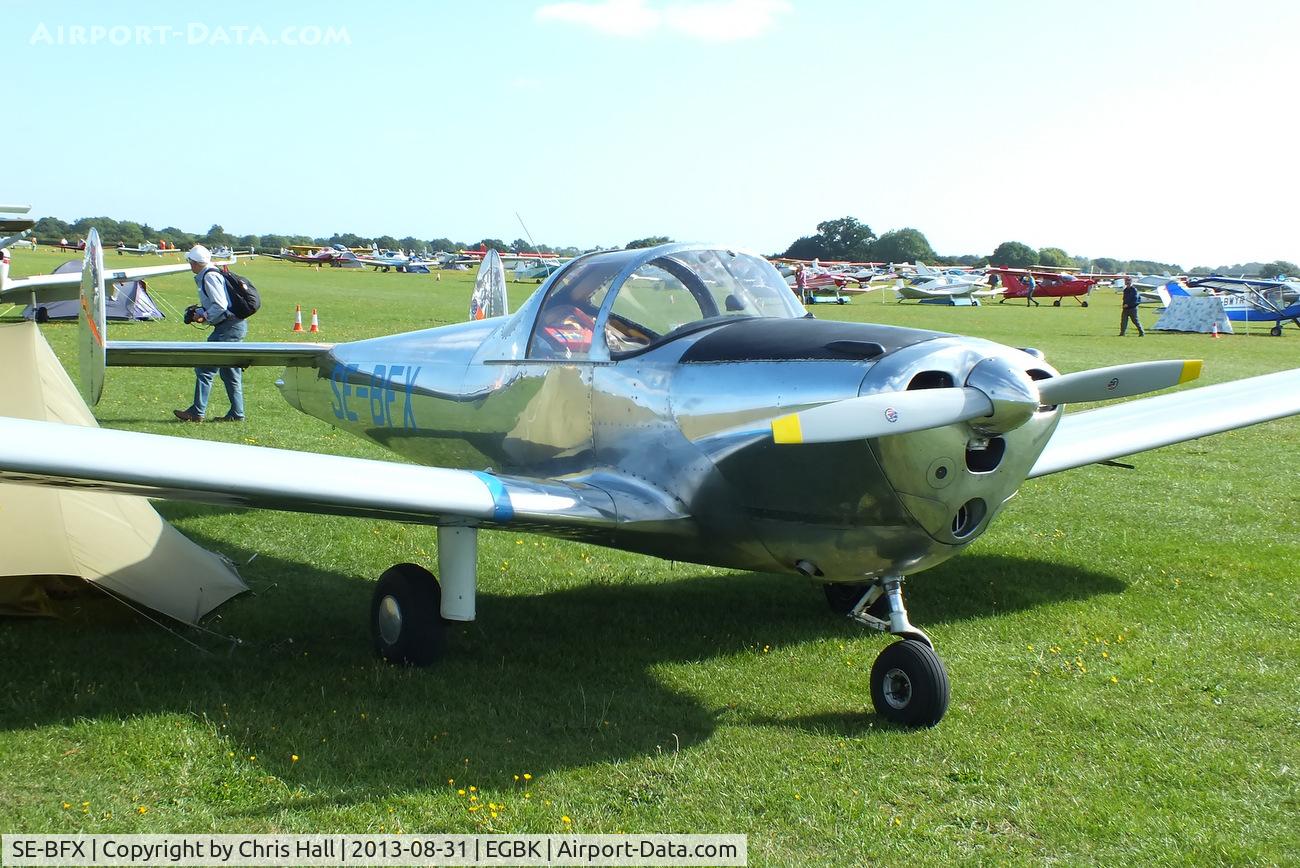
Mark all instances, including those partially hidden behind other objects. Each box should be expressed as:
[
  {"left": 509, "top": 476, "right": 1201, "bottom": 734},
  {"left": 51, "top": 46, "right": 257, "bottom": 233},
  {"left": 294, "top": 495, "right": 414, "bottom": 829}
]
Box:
[
  {"left": 292, "top": 305, "right": 303, "bottom": 332},
  {"left": 1211, "top": 322, "right": 1220, "bottom": 339},
  {"left": 309, "top": 308, "right": 320, "bottom": 333}
]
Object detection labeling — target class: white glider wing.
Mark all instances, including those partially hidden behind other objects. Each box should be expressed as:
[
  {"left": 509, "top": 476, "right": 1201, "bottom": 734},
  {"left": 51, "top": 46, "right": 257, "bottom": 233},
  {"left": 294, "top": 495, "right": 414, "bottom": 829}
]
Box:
[
  {"left": 1029, "top": 368, "right": 1300, "bottom": 477},
  {"left": 0, "top": 416, "right": 618, "bottom": 532}
]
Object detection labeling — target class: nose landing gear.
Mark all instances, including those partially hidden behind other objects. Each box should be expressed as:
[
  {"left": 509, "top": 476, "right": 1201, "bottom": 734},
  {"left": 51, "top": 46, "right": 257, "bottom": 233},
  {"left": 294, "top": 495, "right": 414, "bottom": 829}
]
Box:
[{"left": 846, "top": 576, "right": 950, "bottom": 727}]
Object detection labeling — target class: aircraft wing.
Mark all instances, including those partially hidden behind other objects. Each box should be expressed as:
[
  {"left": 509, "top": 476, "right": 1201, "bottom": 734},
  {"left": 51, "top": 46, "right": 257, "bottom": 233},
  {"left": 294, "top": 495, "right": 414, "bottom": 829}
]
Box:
[
  {"left": 1029, "top": 368, "right": 1300, "bottom": 477},
  {"left": 107, "top": 341, "right": 334, "bottom": 368},
  {"left": 0, "top": 262, "right": 201, "bottom": 303},
  {"left": 0, "top": 415, "right": 619, "bottom": 532}
]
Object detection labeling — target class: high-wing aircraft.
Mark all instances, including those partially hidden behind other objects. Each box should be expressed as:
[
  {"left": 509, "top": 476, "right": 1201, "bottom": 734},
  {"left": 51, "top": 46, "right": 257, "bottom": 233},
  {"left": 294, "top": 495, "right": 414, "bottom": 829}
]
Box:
[
  {"left": 990, "top": 267, "right": 1102, "bottom": 306},
  {"left": 3, "top": 232, "right": 1300, "bottom": 728},
  {"left": 1184, "top": 274, "right": 1300, "bottom": 336},
  {"left": 267, "top": 244, "right": 365, "bottom": 268},
  {"left": 115, "top": 241, "right": 180, "bottom": 256}
]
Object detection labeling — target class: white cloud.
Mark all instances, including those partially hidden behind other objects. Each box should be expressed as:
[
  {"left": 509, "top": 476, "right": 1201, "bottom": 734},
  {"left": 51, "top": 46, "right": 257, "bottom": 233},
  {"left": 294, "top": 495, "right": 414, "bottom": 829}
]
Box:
[
  {"left": 664, "top": 0, "right": 792, "bottom": 42},
  {"left": 535, "top": 0, "right": 790, "bottom": 41},
  {"left": 535, "top": 0, "right": 661, "bottom": 38}
]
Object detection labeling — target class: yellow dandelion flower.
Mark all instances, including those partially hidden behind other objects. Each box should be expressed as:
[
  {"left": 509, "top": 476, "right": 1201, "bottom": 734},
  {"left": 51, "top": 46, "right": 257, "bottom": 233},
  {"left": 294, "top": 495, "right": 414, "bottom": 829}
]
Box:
[
  {"left": 1110, "top": 676, "right": 1118, "bottom": 684},
  {"left": 458, "top": 789, "right": 466, "bottom": 796},
  {"left": 448, "top": 779, "right": 455, "bottom": 785},
  {"left": 468, "top": 805, "right": 479, "bottom": 812},
  {"left": 291, "top": 755, "right": 300, "bottom": 763},
  {"left": 562, "top": 816, "right": 572, "bottom": 824},
  {"left": 524, "top": 793, "right": 532, "bottom": 799},
  {"left": 1102, "top": 651, "right": 1109, "bottom": 659},
  {"left": 136, "top": 806, "right": 148, "bottom": 815},
  {"left": 81, "top": 802, "right": 90, "bottom": 808},
  {"left": 469, "top": 785, "right": 477, "bottom": 792},
  {"left": 513, "top": 774, "right": 520, "bottom": 781},
  {"left": 491, "top": 811, "right": 499, "bottom": 819},
  {"left": 523, "top": 773, "right": 532, "bottom": 781},
  {"left": 794, "top": 794, "right": 801, "bottom": 800},
  {"left": 61, "top": 802, "right": 71, "bottom": 810},
  {"left": 470, "top": 795, "right": 478, "bottom": 802},
  {"left": 248, "top": 755, "right": 257, "bottom": 762},
  {"left": 1027, "top": 644, "right": 1034, "bottom": 651}
]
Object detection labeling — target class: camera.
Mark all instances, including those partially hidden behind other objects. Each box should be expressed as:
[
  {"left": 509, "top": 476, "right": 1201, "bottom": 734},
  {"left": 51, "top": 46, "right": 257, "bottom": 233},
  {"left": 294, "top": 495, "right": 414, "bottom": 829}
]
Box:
[{"left": 184, "top": 304, "right": 204, "bottom": 325}]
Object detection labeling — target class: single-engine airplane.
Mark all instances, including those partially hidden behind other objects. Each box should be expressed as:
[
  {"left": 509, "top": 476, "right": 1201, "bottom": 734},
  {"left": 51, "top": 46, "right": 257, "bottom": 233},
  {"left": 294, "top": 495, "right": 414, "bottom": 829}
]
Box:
[
  {"left": 1185, "top": 274, "right": 1300, "bottom": 336},
  {"left": 990, "top": 267, "right": 1102, "bottom": 306},
  {"left": 3, "top": 232, "right": 1299, "bottom": 728}
]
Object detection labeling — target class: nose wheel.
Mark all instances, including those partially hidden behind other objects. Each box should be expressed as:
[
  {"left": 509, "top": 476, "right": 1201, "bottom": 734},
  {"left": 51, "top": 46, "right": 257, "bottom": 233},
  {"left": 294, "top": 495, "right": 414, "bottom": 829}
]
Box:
[{"left": 847, "top": 577, "right": 950, "bottom": 727}]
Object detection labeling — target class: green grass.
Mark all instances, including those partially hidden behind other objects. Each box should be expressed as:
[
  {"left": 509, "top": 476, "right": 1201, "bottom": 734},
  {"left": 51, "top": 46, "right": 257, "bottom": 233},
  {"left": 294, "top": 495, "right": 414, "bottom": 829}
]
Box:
[{"left": 1, "top": 248, "right": 1298, "bottom": 864}]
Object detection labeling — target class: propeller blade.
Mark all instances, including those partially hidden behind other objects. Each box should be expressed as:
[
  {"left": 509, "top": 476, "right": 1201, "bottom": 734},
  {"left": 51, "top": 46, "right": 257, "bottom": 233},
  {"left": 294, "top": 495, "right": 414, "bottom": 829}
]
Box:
[
  {"left": 1037, "top": 360, "right": 1201, "bottom": 405},
  {"left": 772, "top": 388, "right": 993, "bottom": 444}
]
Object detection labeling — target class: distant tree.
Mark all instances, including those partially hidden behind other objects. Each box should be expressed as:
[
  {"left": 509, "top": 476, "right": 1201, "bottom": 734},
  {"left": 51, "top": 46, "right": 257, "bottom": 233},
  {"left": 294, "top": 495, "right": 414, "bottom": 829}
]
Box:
[
  {"left": 625, "top": 235, "right": 672, "bottom": 250},
  {"left": 1037, "top": 247, "right": 1074, "bottom": 268},
  {"left": 258, "top": 234, "right": 288, "bottom": 250},
  {"left": 115, "top": 220, "right": 146, "bottom": 246},
  {"left": 1091, "top": 257, "right": 1122, "bottom": 273},
  {"left": 1254, "top": 260, "right": 1298, "bottom": 278},
  {"left": 373, "top": 235, "right": 399, "bottom": 251},
  {"left": 554, "top": 246, "right": 582, "bottom": 257},
  {"left": 950, "top": 254, "right": 986, "bottom": 267},
  {"left": 427, "top": 237, "right": 458, "bottom": 252},
  {"left": 991, "top": 241, "right": 1038, "bottom": 268},
  {"left": 1127, "top": 260, "right": 1182, "bottom": 274},
  {"left": 781, "top": 234, "right": 831, "bottom": 261},
  {"left": 32, "top": 216, "right": 70, "bottom": 243},
  {"left": 202, "top": 224, "right": 232, "bottom": 246},
  {"left": 236, "top": 234, "right": 257, "bottom": 250},
  {"left": 869, "top": 228, "right": 936, "bottom": 265},
  {"left": 159, "top": 226, "right": 195, "bottom": 248},
  {"left": 398, "top": 236, "right": 423, "bottom": 252},
  {"left": 781, "top": 216, "right": 875, "bottom": 261},
  {"left": 1186, "top": 265, "right": 1214, "bottom": 275}
]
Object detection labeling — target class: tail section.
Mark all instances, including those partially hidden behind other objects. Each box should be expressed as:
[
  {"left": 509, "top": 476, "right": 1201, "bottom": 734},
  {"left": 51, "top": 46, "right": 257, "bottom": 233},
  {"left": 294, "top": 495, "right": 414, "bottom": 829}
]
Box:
[
  {"left": 78, "top": 228, "right": 107, "bottom": 405},
  {"left": 469, "top": 249, "right": 509, "bottom": 320}
]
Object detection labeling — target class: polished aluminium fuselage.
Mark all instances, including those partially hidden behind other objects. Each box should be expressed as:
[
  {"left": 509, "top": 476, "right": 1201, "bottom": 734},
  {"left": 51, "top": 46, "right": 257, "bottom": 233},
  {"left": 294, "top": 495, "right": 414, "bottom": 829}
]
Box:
[{"left": 276, "top": 284, "right": 1063, "bottom": 583}]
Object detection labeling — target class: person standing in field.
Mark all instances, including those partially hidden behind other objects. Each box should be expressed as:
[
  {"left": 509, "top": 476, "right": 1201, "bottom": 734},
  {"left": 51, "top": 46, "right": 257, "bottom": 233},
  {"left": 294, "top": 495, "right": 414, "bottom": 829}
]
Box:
[
  {"left": 1119, "top": 275, "right": 1145, "bottom": 336},
  {"left": 1024, "top": 271, "right": 1039, "bottom": 306},
  {"left": 795, "top": 263, "right": 808, "bottom": 303},
  {"left": 173, "top": 245, "right": 248, "bottom": 422}
]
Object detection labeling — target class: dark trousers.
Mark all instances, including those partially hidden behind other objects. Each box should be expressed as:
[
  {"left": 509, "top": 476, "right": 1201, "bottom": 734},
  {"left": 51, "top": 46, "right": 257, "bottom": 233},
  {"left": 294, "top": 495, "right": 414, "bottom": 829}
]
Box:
[{"left": 1120, "top": 305, "right": 1144, "bottom": 336}]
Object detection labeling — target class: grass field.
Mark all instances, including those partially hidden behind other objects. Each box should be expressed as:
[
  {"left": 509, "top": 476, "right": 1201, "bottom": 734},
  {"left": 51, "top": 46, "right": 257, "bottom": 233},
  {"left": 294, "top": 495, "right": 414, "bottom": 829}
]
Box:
[{"left": 1, "top": 247, "right": 1297, "bottom": 865}]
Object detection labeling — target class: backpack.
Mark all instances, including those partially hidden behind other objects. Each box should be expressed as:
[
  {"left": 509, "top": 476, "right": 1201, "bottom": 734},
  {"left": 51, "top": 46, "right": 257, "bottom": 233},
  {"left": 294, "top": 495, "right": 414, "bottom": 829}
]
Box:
[{"left": 208, "top": 267, "right": 260, "bottom": 319}]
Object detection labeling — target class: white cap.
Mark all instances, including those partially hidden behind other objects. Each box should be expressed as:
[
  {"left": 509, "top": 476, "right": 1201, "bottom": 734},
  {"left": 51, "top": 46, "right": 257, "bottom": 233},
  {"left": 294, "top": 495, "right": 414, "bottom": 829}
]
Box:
[{"left": 186, "top": 244, "right": 211, "bottom": 264}]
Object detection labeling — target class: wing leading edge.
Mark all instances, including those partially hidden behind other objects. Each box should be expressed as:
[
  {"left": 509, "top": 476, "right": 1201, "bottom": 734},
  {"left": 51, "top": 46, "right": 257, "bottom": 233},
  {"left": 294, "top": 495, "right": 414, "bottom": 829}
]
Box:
[
  {"left": 0, "top": 416, "right": 620, "bottom": 532},
  {"left": 1029, "top": 368, "right": 1300, "bottom": 478}
]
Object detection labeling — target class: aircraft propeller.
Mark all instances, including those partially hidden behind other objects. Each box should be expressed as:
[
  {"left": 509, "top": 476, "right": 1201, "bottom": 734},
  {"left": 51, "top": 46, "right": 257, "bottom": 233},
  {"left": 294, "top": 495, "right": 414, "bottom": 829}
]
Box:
[{"left": 771, "top": 359, "right": 1202, "bottom": 444}]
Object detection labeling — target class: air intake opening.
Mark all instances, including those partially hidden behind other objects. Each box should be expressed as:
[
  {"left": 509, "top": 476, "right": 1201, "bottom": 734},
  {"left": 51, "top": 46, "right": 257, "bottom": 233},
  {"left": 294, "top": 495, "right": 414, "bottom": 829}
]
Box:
[
  {"left": 965, "top": 437, "right": 1006, "bottom": 473},
  {"left": 908, "top": 370, "right": 954, "bottom": 390},
  {"left": 951, "top": 497, "right": 987, "bottom": 539}
]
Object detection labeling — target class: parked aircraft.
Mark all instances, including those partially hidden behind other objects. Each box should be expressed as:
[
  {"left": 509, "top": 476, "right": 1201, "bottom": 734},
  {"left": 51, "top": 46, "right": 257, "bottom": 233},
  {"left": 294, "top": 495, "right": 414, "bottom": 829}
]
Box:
[
  {"left": 990, "top": 267, "right": 1102, "bottom": 306},
  {"left": 1185, "top": 275, "right": 1300, "bottom": 335},
  {"left": 4, "top": 233, "right": 1299, "bottom": 728},
  {"left": 895, "top": 263, "right": 986, "bottom": 305}
]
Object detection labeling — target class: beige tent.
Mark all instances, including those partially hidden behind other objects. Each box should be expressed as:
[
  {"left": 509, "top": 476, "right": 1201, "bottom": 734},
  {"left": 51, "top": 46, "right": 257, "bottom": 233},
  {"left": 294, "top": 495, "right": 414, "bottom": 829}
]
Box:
[{"left": 0, "top": 321, "right": 246, "bottom": 621}]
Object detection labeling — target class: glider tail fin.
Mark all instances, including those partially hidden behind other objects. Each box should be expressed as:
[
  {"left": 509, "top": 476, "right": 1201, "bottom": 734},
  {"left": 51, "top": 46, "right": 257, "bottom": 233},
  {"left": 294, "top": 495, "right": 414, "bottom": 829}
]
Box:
[{"left": 78, "top": 228, "right": 107, "bottom": 405}]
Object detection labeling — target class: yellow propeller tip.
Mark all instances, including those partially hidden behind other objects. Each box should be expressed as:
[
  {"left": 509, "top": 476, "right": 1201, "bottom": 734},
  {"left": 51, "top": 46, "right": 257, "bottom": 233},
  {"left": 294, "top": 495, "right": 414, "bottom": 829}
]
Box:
[
  {"left": 1179, "top": 360, "right": 1203, "bottom": 384},
  {"left": 771, "top": 414, "right": 803, "bottom": 444}
]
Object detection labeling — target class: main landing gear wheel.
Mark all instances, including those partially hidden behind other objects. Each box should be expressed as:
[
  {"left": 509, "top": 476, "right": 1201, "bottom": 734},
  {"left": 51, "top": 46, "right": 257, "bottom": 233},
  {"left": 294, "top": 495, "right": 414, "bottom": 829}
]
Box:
[
  {"left": 1270, "top": 324, "right": 1283, "bottom": 337},
  {"left": 870, "top": 640, "right": 950, "bottom": 727},
  {"left": 1053, "top": 299, "right": 1061, "bottom": 307},
  {"left": 371, "top": 563, "right": 444, "bottom": 665},
  {"left": 1081, "top": 300, "right": 1089, "bottom": 307}
]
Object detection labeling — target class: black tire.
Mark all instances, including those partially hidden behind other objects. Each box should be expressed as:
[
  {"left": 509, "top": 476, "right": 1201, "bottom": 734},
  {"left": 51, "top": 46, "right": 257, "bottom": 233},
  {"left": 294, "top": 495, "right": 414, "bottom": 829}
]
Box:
[
  {"left": 823, "top": 582, "right": 888, "bottom": 618},
  {"left": 1270, "top": 324, "right": 1283, "bottom": 337},
  {"left": 1081, "top": 300, "right": 1089, "bottom": 308},
  {"left": 1053, "top": 299, "right": 1061, "bottom": 307},
  {"left": 870, "top": 639, "right": 950, "bottom": 727},
  {"left": 371, "top": 563, "right": 444, "bottom": 666}
]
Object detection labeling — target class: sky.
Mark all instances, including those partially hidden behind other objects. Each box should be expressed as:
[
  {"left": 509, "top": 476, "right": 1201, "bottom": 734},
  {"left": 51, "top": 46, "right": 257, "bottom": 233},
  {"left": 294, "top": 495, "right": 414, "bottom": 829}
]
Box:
[{"left": 9, "top": 0, "right": 1300, "bottom": 267}]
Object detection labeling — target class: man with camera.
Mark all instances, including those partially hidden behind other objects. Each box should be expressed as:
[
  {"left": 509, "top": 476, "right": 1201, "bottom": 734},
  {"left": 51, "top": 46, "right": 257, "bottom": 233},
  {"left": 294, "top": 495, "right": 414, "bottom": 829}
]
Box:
[{"left": 173, "top": 244, "right": 247, "bottom": 422}]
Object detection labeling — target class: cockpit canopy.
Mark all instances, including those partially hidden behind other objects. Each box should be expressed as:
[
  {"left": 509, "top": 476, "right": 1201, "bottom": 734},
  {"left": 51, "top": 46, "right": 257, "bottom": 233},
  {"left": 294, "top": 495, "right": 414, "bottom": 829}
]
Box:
[{"left": 527, "top": 246, "right": 804, "bottom": 361}]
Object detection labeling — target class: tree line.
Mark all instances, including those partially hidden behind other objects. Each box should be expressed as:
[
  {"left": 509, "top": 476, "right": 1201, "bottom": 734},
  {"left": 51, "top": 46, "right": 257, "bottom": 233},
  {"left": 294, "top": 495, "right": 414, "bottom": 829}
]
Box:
[
  {"left": 28, "top": 215, "right": 586, "bottom": 258},
  {"left": 779, "top": 216, "right": 1298, "bottom": 277}
]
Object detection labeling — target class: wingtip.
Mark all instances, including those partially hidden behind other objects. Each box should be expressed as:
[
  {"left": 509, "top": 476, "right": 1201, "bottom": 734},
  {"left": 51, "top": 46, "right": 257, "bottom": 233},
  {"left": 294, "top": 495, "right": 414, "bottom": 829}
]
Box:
[
  {"left": 1180, "top": 360, "right": 1203, "bottom": 384},
  {"left": 771, "top": 414, "right": 803, "bottom": 444}
]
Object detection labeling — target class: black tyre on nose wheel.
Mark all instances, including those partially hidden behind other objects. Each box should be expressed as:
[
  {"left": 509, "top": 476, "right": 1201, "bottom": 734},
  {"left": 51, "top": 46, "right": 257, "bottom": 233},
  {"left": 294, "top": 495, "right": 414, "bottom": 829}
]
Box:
[
  {"left": 870, "top": 639, "right": 950, "bottom": 727},
  {"left": 371, "top": 563, "right": 444, "bottom": 666}
]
